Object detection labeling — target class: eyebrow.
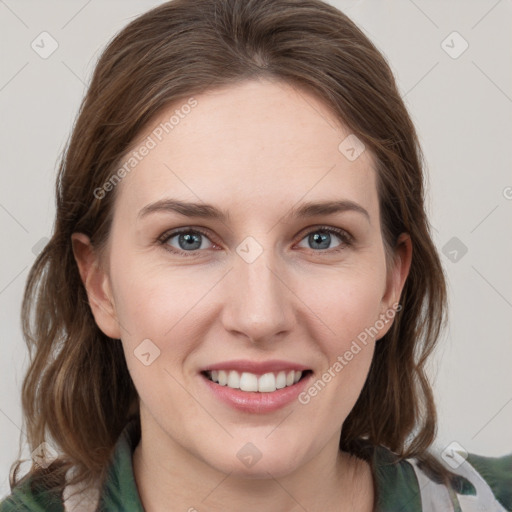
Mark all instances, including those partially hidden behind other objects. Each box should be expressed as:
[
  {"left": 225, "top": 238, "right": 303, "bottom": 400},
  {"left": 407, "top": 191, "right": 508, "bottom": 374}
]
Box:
[{"left": 137, "top": 198, "right": 370, "bottom": 223}]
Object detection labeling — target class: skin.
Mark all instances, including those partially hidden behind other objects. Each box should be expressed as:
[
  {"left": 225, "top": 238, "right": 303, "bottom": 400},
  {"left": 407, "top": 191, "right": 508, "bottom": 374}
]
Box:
[{"left": 72, "top": 78, "right": 412, "bottom": 512}]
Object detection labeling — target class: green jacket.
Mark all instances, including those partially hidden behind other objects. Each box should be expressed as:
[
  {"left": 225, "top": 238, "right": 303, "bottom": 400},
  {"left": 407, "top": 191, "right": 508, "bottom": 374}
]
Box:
[{"left": 1, "top": 419, "right": 511, "bottom": 511}]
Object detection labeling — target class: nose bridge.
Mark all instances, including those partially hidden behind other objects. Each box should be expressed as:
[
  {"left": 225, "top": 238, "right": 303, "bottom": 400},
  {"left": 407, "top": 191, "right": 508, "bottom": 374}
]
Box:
[{"left": 222, "top": 236, "right": 293, "bottom": 341}]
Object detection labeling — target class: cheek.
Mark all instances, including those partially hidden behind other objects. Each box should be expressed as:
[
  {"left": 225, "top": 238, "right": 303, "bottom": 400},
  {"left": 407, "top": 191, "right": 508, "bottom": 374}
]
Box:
[
  {"left": 109, "top": 259, "right": 201, "bottom": 417},
  {"left": 301, "top": 264, "right": 387, "bottom": 346},
  {"left": 297, "top": 275, "right": 382, "bottom": 428},
  {"left": 108, "top": 251, "right": 218, "bottom": 390},
  {"left": 296, "top": 264, "right": 386, "bottom": 406},
  {"left": 109, "top": 251, "right": 200, "bottom": 338}
]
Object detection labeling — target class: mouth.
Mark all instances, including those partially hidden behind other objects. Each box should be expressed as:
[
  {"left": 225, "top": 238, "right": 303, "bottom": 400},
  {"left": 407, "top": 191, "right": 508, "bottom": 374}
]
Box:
[
  {"left": 202, "top": 369, "right": 312, "bottom": 393},
  {"left": 199, "top": 362, "right": 314, "bottom": 413}
]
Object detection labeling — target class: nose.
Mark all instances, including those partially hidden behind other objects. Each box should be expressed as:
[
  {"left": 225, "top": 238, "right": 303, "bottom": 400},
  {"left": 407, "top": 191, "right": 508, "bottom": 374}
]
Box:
[{"left": 219, "top": 245, "right": 295, "bottom": 345}]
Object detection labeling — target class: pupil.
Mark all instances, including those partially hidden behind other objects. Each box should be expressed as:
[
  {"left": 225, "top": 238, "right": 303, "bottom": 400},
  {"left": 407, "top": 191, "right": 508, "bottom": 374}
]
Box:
[
  {"left": 312, "top": 232, "right": 329, "bottom": 249},
  {"left": 181, "top": 233, "right": 200, "bottom": 249}
]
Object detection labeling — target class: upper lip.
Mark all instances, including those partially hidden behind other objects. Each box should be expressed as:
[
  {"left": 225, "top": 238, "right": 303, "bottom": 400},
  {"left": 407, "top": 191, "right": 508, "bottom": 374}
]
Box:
[{"left": 201, "top": 359, "right": 311, "bottom": 375}]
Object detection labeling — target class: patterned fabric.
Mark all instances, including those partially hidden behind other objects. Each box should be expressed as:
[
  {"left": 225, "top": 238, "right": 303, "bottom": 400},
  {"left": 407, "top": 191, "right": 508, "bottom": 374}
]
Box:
[{"left": 1, "top": 419, "right": 511, "bottom": 511}]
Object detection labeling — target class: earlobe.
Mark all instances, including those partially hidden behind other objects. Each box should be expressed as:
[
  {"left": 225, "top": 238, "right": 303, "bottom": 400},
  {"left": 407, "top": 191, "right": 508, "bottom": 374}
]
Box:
[{"left": 71, "top": 233, "right": 121, "bottom": 339}]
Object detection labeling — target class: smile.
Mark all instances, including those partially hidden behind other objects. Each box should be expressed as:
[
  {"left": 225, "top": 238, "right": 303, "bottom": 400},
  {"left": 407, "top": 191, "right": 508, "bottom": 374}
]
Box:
[{"left": 204, "top": 369, "right": 304, "bottom": 393}]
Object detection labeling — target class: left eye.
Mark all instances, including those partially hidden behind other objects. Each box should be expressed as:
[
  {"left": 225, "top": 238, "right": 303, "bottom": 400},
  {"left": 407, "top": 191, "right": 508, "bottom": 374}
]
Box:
[
  {"left": 158, "top": 227, "right": 352, "bottom": 256},
  {"left": 296, "top": 228, "right": 351, "bottom": 251}
]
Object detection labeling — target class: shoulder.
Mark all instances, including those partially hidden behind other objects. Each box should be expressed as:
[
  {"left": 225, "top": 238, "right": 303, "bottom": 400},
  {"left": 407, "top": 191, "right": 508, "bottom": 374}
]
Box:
[
  {"left": 370, "top": 444, "right": 512, "bottom": 511},
  {"left": 0, "top": 419, "right": 141, "bottom": 512},
  {"left": 407, "top": 449, "right": 512, "bottom": 511},
  {"left": 371, "top": 444, "right": 423, "bottom": 510},
  {"left": 0, "top": 477, "right": 64, "bottom": 512},
  {"left": 464, "top": 451, "right": 512, "bottom": 509}
]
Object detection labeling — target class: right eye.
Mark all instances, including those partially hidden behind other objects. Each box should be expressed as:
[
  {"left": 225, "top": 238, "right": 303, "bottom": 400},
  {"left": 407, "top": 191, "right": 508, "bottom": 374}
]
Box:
[{"left": 158, "top": 228, "right": 217, "bottom": 257}]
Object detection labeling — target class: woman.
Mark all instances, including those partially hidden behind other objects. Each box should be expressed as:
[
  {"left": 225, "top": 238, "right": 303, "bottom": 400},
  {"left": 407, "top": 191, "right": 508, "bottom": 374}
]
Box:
[{"left": 1, "top": 0, "right": 510, "bottom": 510}]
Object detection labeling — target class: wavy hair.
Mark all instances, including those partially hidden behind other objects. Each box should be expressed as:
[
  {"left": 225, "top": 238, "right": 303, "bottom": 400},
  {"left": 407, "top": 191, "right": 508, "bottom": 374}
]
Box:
[{"left": 9, "top": 0, "right": 454, "bottom": 503}]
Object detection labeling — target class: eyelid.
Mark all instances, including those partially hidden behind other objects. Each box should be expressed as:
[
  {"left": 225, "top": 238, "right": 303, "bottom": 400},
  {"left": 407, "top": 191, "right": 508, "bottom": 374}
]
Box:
[{"left": 157, "top": 224, "right": 353, "bottom": 257}]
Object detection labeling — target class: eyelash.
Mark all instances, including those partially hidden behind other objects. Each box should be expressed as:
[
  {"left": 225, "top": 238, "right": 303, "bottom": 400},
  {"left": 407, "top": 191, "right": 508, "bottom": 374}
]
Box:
[{"left": 156, "top": 225, "right": 353, "bottom": 258}]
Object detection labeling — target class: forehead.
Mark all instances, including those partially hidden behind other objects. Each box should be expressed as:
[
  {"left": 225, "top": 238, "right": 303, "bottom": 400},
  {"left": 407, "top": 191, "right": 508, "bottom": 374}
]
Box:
[{"left": 113, "top": 79, "right": 378, "bottom": 221}]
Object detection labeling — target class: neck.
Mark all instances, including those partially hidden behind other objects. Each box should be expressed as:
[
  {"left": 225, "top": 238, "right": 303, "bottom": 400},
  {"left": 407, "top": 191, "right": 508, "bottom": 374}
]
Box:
[{"left": 132, "top": 412, "right": 374, "bottom": 512}]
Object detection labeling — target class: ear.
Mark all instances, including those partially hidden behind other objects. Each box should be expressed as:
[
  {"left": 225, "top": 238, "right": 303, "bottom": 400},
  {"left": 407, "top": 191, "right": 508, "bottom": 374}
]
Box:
[
  {"left": 71, "top": 232, "right": 121, "bottom": 339},
  {"left": 377, "top": 232, "right": 412, "bottom": 338}
]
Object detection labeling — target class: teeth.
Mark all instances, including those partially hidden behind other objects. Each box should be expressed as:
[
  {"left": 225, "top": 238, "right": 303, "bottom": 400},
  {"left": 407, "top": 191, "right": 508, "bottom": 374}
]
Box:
[
  {"left": 227, "top": 370, "right": 240, "bottom": 388},
  {"left": 275, "top": 371, "right": 286, "bottom": 389},
  {"left": 240, "top": 372, "right": 259, "bottom": 392},
  {"left": 218, "top": 370, "right": 228, "bottom": 386},
  {"left": 258, "top": 372, "right": 276, "bottom": 392},
  {"left": 206, "top": 370, "right": 305, "bottom": 392}
]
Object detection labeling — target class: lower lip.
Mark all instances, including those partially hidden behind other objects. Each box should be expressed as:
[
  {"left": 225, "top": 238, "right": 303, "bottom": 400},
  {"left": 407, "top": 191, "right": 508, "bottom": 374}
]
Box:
[{"left": 201, "top": 373, "right": 313, "bottom": 413}]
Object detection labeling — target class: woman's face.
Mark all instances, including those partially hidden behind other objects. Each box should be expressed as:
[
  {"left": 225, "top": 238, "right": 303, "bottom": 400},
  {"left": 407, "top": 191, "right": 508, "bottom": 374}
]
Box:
[{"left": 77, "top": 78, "right": 410, "bottom": 477}]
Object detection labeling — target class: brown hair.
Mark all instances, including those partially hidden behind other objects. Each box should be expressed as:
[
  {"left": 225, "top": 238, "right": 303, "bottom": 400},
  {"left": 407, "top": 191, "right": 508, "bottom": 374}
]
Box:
[{"left": 10, "top": 0, "right": 456, "bottom": 504}]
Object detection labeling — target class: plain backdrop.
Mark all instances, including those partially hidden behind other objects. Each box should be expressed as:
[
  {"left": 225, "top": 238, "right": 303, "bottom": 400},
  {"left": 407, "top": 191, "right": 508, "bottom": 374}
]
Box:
[{"left": 1, "top": 0, "right": 511, "bottom": 500}]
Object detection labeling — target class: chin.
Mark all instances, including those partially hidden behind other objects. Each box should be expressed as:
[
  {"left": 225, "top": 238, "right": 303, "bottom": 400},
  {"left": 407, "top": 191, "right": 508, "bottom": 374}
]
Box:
[{"left": 201, "top": 440, "right": 308, "bottom": 479}]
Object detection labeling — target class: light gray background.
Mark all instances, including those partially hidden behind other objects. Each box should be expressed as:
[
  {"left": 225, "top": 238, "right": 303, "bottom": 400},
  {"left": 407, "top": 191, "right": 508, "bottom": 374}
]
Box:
[{"left": 1, "top": 0, "right": 511, "bottom": 500}]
